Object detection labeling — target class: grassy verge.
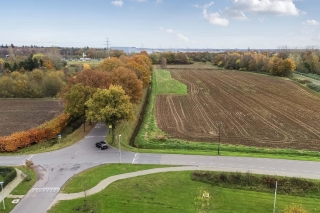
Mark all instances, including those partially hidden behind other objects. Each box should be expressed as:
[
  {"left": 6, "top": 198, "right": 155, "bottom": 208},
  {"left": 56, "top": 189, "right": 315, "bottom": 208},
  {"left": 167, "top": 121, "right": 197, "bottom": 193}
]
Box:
[
  {"left": 61, "top": 163, "right": 172, "bottom": 193},
  {"left": 130, "top": 68, "right": 320, "bottom": 161},
  {"left": 0, "top": 166, "right": 37, "bottom": 213},
  {"left": 49, "top": 171, "right": 320, "bottom": 213},
  {"left": 11, "top": 166, "right": 37, "bottom": 195},
  {"left": 0, "top": 198, "right": 15, "bottom": 213}
]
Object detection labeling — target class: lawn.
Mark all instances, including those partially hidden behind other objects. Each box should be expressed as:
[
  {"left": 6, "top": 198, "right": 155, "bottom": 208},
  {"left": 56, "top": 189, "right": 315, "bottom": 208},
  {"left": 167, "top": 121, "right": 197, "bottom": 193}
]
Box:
[
  {"left": 49, "top": 171, "right": 320, "bottom": 213},
  {"left": 0, "top": 166, "right": 37, "bottom": 213},
  {"left": 61, "top": 164, "right": 173, "bottom": 193}
]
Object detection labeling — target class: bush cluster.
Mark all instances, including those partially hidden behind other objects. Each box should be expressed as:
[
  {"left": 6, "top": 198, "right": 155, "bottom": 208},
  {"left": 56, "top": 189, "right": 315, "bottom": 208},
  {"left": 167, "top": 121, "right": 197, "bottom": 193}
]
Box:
[
  {"left": 191, "top": 171, "right": 320, "bottom": 197},
  {"left": 0, "top": 167, "right": 17, "bottom": 189},
  {"left": 306, "top": 83, "right": 320, "bottom": 92},
  {"left": 0, "top": 114, "right": 70, "bottom": 152}
]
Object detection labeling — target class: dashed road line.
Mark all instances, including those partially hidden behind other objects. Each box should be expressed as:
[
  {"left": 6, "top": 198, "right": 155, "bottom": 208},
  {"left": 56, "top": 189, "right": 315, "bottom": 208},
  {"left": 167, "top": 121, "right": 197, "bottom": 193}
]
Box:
[{"left": 31, "top": 187, "right": 60, "bottom": 193}]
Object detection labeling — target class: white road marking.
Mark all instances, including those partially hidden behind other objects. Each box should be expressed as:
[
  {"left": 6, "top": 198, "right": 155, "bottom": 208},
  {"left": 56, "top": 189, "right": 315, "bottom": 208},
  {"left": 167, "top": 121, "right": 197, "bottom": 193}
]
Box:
[
  {"left": 27, "top": 155, "right": 34, "bottom": 161},
  {"left": 31, "top": 187, "right": 60, "bottom": 193},
  {"left": 85, "top": 136, "right": 106, "bottom": 138}
]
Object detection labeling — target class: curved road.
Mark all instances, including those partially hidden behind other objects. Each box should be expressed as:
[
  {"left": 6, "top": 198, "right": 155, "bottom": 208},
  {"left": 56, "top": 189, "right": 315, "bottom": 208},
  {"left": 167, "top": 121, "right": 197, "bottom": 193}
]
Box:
[{"left": 1, "top": 123, "right": 320, "bottom": 213}]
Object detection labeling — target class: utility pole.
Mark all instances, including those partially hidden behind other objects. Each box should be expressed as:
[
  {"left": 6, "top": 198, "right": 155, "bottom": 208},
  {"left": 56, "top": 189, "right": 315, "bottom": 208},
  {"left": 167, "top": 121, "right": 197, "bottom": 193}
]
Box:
[
  {"left": 218, "top": 122, "right": 222, "bottom": 155},
  {"left": 273, "top": 181, "right": 278, "bottom": 213},
  {"left": 105, "top": 38, "right": 111, "bottom": 58}
]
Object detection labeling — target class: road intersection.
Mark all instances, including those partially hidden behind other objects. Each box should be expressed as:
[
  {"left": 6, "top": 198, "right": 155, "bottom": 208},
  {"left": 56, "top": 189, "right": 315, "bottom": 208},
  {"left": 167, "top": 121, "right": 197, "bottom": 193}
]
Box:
[{"left": 0, "top": 123, "right": 320, "bottom": 212}]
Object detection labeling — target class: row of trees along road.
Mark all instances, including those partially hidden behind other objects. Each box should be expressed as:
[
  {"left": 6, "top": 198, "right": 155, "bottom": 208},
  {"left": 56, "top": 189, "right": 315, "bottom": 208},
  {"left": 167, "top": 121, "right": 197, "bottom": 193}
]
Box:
[{"left": 62, "top": 52, "right": 152, "bottom": 143}]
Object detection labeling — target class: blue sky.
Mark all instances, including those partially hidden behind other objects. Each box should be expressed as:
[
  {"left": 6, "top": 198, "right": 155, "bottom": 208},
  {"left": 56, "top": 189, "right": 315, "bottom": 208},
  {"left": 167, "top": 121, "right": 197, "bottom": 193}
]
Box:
[{"left": 1, "top": 0, "right": 319, "bottom": 49}]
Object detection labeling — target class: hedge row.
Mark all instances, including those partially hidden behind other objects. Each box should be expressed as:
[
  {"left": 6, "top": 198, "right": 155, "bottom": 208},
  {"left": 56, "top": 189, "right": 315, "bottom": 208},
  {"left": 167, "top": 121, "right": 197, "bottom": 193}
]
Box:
[
  {"left": 0, "top": 167, "right": 17, "bottom": 189},
  {"left": 0, "top": 113, "right": 70, "bottom": 152},
  {"left": 191, "top": 171, "right": 320, "bottom": 197}
]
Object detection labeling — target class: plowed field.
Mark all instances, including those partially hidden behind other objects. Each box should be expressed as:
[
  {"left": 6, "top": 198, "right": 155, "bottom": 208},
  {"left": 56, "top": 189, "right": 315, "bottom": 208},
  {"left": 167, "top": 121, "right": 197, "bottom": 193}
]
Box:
[
  {"left": 0, "top": 99, "right": 64, "bottom": 136},
  {"left": 156, "top": 69, "right": 320, "bottom": 151}
]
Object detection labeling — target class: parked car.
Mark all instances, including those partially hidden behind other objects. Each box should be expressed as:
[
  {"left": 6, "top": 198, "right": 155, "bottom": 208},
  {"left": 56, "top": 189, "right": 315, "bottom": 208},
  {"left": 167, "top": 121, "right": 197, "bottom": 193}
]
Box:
[{"left": 95, "top": 141, "right": 108, "bottom": 150}]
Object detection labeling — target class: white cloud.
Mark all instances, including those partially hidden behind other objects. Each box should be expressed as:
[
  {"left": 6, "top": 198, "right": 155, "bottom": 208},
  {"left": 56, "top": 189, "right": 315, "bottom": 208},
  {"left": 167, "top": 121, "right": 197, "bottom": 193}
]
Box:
[
  {"left": 232, "top": 0, "right": 301, "bottom": 16},
  {"left": 177, "top": 33, "right": 189, "bottom": 42},
  {"left": 111, "top": 0, "right": 123, "bottom": 7},
  {"left": 303, "top": 20, "right": 319, "bottom": 26},
  {"left": 203, "top": 1, "right": 214, "bottom": 9},
  {"left": 156, "top": 0, "right": 162, "bottom": 3},
  {"left": 135, "top": 0, "right": 147, "bottom": 2},
  {"left": 223, "top": 7, "right": 247, "bottom": 20},
  {"left": 300, "top": 29, "right": 314, "bottom": 34},
  {"left": 160, "top": 27, "right": 173, "bottom": 33},
  {"left": 203, "top": 8, "right": 229, "bottom": 26}
]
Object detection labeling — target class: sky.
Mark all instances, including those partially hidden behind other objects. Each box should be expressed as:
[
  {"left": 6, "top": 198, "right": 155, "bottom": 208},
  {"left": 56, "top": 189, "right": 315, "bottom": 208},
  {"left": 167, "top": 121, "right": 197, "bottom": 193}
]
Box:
[{"left": 1, "top": 0, "right": 320, "bottom": 49}]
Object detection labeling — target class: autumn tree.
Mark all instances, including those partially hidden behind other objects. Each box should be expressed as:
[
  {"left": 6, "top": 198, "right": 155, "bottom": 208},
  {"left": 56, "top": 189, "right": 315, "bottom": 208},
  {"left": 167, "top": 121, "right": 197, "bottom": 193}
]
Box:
[
  {"left": 98, "top": 57, "right": 124, "bottom": 72},
  {"left": 85, "top": 85, "right": 135, "bottom": 144},
  {"left": 63, "top": 69, "right": 111, "bottom": 94},
  {"left": 0, "top": 58, "right": 4, "bottom": 73},
  {"left": 83, "top": 63, "right": 90, "bottom": 70},
  {"left": 278, "top": 58, "right": 296, "bottom": 77},
  {"left": 268, "top": 56, "right": 284, "bottom": 76},
  {"left": 160, "top": 56, "right": 167, "bottom": 69},
  {"left": 110, "top": 67, "right": 143, "bottom": 104},
  {"left": 126, "top": 55, "right": 152, "bottom": 88},
  {"left": 64, "top": 83, "right": 96, "bottom": 117}
]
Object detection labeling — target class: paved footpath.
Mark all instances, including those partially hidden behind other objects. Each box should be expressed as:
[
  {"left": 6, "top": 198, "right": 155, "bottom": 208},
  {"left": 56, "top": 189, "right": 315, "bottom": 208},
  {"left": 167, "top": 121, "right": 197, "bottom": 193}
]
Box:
[
  {"left": 49, "top": 164, "right": 320, "bottom": 210},
  {"left": 1, "top": 122, "right": 320, "bottom": 213}
]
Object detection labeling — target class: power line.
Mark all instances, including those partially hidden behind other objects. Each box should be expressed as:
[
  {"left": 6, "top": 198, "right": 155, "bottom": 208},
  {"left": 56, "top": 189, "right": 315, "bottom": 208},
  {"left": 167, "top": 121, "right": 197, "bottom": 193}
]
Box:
[{"left": 105, "top": 38, "right": 111, "bottom": 58}]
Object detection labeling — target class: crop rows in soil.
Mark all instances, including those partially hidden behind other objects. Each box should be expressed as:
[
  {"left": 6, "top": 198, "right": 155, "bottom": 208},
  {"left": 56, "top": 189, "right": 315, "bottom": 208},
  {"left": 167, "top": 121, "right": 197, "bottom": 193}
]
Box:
[
  {"left": 156, "top": 69, "right": 320, "bottom": 151},
  {"left": 0, "top": 99, "right": 64, "bottom": 136}
]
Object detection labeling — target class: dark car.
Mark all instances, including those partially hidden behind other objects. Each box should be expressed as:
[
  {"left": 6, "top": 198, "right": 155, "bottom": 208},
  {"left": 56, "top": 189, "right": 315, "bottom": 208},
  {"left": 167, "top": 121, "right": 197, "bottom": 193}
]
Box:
[{"left": 95, "top": 141, "right": 108, "bottom": 150}]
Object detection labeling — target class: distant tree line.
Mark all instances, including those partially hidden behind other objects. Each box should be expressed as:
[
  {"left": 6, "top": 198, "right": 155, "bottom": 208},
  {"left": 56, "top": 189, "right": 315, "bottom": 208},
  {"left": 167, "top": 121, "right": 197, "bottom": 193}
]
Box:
[
  {"left": 212, "top": 50, "right": 320, "bottom": 77},
  {"left": 150, "top": 49, "right": 320, "bottom": 77},
  {"left": 0, "top": 44, "right": 125, "bottom": 60}
]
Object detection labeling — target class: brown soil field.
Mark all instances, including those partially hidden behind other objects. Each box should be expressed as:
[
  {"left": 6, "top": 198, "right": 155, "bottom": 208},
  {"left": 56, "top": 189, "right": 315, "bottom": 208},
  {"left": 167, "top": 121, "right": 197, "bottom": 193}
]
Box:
[
  {"left": 156, "top": 69, "right": 320, "bottom": 151},
  {"left": 0, "top": 99, "right": 64, "bottom": 136}
]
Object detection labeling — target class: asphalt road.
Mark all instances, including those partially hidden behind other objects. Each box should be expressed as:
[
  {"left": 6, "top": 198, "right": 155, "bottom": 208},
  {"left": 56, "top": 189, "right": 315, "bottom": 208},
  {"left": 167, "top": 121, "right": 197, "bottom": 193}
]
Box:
[{"left": 1, "top": 122, "right": 320, "bottom": 213}]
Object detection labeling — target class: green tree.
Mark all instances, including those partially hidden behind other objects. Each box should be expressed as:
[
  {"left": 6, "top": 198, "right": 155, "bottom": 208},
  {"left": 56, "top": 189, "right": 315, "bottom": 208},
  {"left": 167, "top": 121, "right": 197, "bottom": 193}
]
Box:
[
  {"left": 42, "top": 71, "right": 65, "bottom": 97},
  {"left": 64, "top": 83, "right": 96, "bottom": 117},
  {"left": 85, "top": 85, "right": 135, "bottom": 144}
]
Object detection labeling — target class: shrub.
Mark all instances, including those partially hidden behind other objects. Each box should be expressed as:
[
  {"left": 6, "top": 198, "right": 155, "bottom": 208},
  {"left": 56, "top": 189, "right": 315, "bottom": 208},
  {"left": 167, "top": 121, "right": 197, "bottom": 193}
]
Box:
[
  {"left": 0, "top": 113, "right": 70, "bottom": 152},
  {"left": 191, "top": 171, "right": 320, "bottom": 197},
  {"left": 306, "top": 83, "right": 320, "bottom": 92},
  {"left": 0, "top": 167, "right": 17, "bottom": 189}
]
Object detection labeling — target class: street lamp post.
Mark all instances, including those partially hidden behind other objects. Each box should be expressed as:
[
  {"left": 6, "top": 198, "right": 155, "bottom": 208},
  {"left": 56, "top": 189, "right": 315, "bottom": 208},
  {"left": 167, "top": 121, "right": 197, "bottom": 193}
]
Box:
[
  {"left": 218, "top": 122, "right": 222, "bottom": 155},
  {"left": 119, "top": 134, "right": 122, "bottom": 163},
  {"left": 0, "top": 181, "right": 5, "bottom": 210}
]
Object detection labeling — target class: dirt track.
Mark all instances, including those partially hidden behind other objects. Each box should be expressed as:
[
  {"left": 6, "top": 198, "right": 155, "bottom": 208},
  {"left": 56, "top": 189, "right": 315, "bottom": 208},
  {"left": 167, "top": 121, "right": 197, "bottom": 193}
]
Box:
[{"left": 156, "top": 69, "right": 320, "bottom": 151}]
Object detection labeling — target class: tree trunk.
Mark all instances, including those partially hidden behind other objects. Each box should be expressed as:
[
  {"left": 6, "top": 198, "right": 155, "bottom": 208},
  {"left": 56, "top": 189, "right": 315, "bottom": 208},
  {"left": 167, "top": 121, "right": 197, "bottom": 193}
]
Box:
[{"left": 111, "top": 123, "right": 116, "bottom": 144}]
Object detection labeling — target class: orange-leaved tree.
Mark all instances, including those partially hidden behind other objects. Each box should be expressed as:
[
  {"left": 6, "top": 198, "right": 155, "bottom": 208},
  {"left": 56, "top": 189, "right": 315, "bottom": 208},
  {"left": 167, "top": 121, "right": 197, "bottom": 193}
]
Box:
[{"left": 110, "top": 67, "right": 143, "bottom": 104}]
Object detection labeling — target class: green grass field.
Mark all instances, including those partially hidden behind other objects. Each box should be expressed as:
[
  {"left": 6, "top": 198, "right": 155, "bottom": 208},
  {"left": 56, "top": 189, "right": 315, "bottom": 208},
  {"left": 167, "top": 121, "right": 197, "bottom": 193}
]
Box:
[
  {"left": 61, "top": 164, "right": 173, "bottom": 193},
  {"left": 49, "top": 171, "right": 320, "bottom": 213},
  {"left": 154, "top": 69, "right": 187, "bottom": 95}
]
